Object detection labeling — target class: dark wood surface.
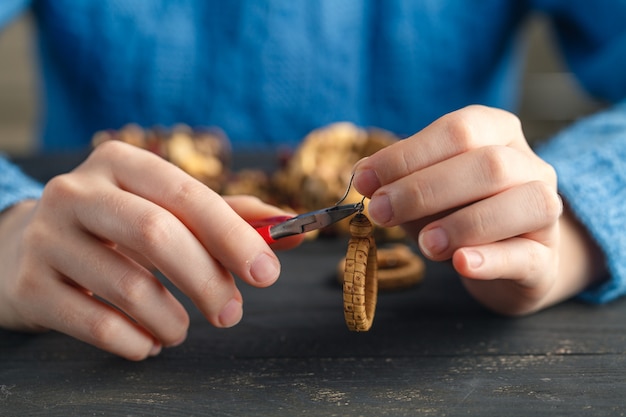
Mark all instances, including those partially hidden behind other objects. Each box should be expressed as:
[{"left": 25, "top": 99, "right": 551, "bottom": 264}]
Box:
[{"left": 2, "top": 153, "right": 626, "bottom": 416}]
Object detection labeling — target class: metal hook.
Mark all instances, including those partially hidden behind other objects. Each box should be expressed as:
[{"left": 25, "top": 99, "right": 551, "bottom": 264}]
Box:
[
  {"left": 335, "top": 172, "right": 356, "bottom": 206},
  {"left": 336, "top": 172, "right": 366, "bottom": 213},
  {"left": 358, "top": 195, "right": 366, "bottom": 213}
]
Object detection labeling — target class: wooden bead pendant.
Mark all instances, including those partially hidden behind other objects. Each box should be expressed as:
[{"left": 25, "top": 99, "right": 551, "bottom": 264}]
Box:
[{"left": 343, "top": 213, "right": 378, "bottom": 331}]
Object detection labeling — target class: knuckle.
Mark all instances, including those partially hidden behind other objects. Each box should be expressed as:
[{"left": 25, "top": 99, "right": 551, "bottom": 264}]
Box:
[
  {"left": 42, "top": 174, "right": 81, "bottom": 206},
  {"left": 7, "top": 242, "right": 46, "bottom": 303},
  {"left": 500, "top": 108, "right": 522, "bottom": 131},
  {"left": 90, "top": 140, "right": 158, "bottom": 173},
  {"left": 91, "top": 138, "right": 131, "bottom": 160},
  {"left": 87, "top": 313, "right": 122, "bottom": 344},
  {"left": 171, "top": 177, "right": 207, "bottom": 206},
  {"left": 529, "top": 181, "right": 562, "bottom": 222},
  {"left": 114, "top": 268, "right": 155, "bottom": 307},
  {"left": 525, "top": 244, "right": 546, "bottom": 280},
  {"left": 479, "top": 146, "right": 511, "bottom": 187},
  {"left": 131, "top": 209, "right": 174, "bottom": 251},
  {"left": 10, "top": 271, "right": 34, "bottom": 300},
  {"left": 408, "top": 177, "right": 436, "bottom": 213},
  {"left": 442, "top": 110, "right": 480, "bottom": 153},
  {"left": 398, "top": 149, "right": 413, "bottom": 178},
  {"left": 467, "top": 104, "right": 521, "bottom": 130},
  {"left": 9, "top": 268, "right": 42, "bottom": 312},
  {"left": 20, "top": 223, "right": 40, "bottom": 248},
  {"left": 442, "top": 105, "right": 523, "bottom": 153},
  {"left": 466, "top": 205, "right": 494, "bottom": 239},
  {"left": 113, "top": 269, "right": 189, "bottom": 347},
  {"left": 20, "top": 221, "right": 48, "bottom": 257}
]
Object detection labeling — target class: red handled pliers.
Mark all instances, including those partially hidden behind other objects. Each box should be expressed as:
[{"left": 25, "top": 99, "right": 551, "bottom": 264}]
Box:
[{"left": 252, "top": 202, "right": 363, "bottom": 244}]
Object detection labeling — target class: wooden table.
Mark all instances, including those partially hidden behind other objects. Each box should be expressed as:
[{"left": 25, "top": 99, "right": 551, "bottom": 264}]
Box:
[{"left": 2, "top": 153, "right": 625, "bottom": 416}]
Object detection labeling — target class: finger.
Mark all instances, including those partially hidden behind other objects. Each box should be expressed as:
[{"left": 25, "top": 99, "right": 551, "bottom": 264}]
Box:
[
  {"left": 45, "top": 173, "right": 244, "bottom": 328},
  {"left": 75, "top": 188, "right": 244, "bottom": 327},
  {"left": 86, "top": 141, "right": 281, "bottom": 286},
  {"left": 353, "top": 105, "right": 528, "bottom": 196},
  {"left": 31, "top": 271, "right": 159, "bottom": 361},
  {"left": 366, "top": 145, "right": 552, "bottom": 226},
  {"left": 452, "top": 237, "right": 558, "bottom": 316},
  {"left": 45, "top": 229, "right": 190, "bottom": 346},
  {"left": 418, "top": 181, "right": 562, "bottom": 261},
  {"left": 452, "top": 237, "right": 555, "bottom": 286}
]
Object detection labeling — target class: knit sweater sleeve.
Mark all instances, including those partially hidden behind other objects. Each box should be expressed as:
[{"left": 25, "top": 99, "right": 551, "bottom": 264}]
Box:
[
  {"left": 536, "top": 100, "right": 626, "bottom": 304},
  {"left": 0, "top": 155, "right": 43, "bottom": 213}
]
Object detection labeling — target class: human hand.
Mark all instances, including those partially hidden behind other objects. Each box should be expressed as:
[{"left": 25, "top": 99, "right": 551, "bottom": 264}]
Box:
[
  {"left": 353, "top": 105, "right": 600, "bottom": 315},
  {"left": 0, "top": 141, "right": 302, "bottom": 360}
]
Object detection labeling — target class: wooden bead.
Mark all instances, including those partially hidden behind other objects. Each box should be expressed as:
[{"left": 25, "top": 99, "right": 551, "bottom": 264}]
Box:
[
  {"left": 348, "top": 213, "right": 373, "bottom": 238},
  {"left": 343, "top": 213, "right": 378, "bottom": 332}
]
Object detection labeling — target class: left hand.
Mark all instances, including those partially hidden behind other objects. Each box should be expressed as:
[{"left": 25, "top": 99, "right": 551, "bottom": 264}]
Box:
[
  {"left": 0, "top": 141, "right": 304, "bottom": 361},
  {"left": 352, "top": 105, "right": 596, "bottom": 315}
]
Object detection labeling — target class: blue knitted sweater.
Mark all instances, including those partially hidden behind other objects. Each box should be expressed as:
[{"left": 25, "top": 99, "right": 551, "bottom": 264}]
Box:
[{"left": 2, "top": 0, "right": 626, "bottom": 303}]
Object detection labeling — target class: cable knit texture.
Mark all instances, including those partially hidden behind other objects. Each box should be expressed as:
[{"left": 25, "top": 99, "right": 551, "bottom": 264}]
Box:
[
  {"left": 537, "top": 101, "right": 626, "bottom": 303},
  {"left": 1, "top": 0, "right": 626, "bottom": 303}
]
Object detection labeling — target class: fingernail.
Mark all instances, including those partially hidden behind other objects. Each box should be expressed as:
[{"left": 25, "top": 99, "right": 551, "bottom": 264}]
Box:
[
  {"left": 353, "top": 167, "right": 381, "bottom": 196},
  {"left": 368, "top": 194, "right": 393, "bottom": 224},
  {"left": 352, "top": 156, "right": 369, "bottom": 170},
  {"left": 464, "top": 250, "right": 484, "bottom": 269},
  {"left": 218, "top": 298, "right": 243, "bottom": 328},
  {"left": 419, "top": 227, "right": 449, "bottom": 258},
  {"left": 250, "top": 253, "right": 280, "bottom": 284}
]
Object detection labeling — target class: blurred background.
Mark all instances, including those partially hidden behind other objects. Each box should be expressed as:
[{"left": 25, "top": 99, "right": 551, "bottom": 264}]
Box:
[
  {"left": 0, "top": 13, "right": 37, "bottom": 155},
  {"left": 0, "top": 12, "right": 604, "bottom": 157}
]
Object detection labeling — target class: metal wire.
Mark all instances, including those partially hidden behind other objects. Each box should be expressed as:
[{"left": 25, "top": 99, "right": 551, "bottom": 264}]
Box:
[
  {"left": 335, "top": 172, "right": 355, "bottom": 206},
  {"left": 335, "top": 172, "right": 366, "bottom": 213}
]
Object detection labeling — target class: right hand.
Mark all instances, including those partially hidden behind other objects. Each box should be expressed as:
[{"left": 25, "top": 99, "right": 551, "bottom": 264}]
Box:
[{"left": 0, "top": 141, "right": 302, "bottom": 360}]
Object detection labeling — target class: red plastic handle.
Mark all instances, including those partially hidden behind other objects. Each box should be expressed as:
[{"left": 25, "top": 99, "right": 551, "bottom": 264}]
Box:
[
  {"left": 254, "top": 224, "right": 277, "bottom": 244},
  {"left": 250, "top": 216, "right": 294, "bottom": 244}
]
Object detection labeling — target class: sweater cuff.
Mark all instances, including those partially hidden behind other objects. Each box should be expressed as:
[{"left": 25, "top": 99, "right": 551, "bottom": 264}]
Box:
[
  {"left": 537, "top": 101, "right": 626, "bottom": 304},
  {"left": 0, "top": 156, "right": 44, "bottom": 213}
]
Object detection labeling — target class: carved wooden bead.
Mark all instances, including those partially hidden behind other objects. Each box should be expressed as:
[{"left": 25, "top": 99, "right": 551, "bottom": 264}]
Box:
[{"left": 348, "top": 213, "right": 373, "bottom": 238}]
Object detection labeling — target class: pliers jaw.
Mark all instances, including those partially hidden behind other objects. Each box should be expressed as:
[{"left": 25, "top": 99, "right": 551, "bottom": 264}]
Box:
[{"left": 256, "top": 202, "right": 364, "bottom": 243}]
